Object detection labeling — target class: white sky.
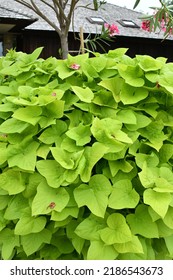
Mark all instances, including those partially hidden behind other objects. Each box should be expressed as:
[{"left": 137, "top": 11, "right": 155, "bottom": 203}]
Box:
[{"left": 106, "top": 0, "right": 161, "bottom": 13}]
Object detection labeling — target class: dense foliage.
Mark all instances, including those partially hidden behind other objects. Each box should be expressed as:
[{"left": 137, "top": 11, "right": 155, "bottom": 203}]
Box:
[{"left": 0, "top": 48, "right": 173, "bottom": 260}]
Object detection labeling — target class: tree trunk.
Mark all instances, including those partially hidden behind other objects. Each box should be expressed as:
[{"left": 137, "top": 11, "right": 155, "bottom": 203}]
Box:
[{"left": 60, "top": 33, "right": 69, "bottom": 59}]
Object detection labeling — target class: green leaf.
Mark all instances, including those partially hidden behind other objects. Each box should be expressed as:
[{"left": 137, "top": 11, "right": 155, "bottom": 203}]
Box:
[
  {"left": 107, "top": 48, "right": 128, "bottom": 58},
  {"left": 42, "top": 100, "right": 64, "bottom": 119},
  {"left": 36, "top": 160, "right": 65, "bottom": 188},
  {"left": 159, "top": 144, "right": 173, "bottom": 163},
  {"left": 25, "top": 47, "right": 43, "bottom": 63},
  {"left": 75, "top": 214, "right": 106, "bottom": 241},
  {"left": 139, "top": 162, "right": 159, "bottom": 188},
  {"left": 0, "top": 229, "right": 20, "bottom": 259},
  {"left": 119, "top": 238, "right": 155, "bottom": 260},
  {"left": 0, "top": 212, "right": 7, "bottom": 231},
  {"left": 100, "top": 213, "right": 132, "bottom": 245},
  {"left": 66, "top": 108, "right": 92, "bottom": 129},
  {"left": 51, "top": 206, "right": 79, "bottom": 221},
  {"left": 7, "top": 141, "right": 39, "bottom": 171},
  {"left": 159, "top": 64, "right": 173, "bottom": 94},
  {"left": 0, "top": 118, "right": 29, "bottom": 133},
  {"left": 154, "top": 167, "right": 173, "bottom": 193},
  {"left": 120, "top": 84, "right": 148, "bottom": 104},
  {"left": 157, "top": 219, "right": 173, "bottom": 237},
  {"left": 125, "top": 112, "right": 151, "bottom": 131},
  {"left": 74, "top": 174, "right": 112, "bottom": 217},
  {"left": 0, "top": 85, "right": 16, "bottom": 96},
  {"left": 0, "top": 143, "right": 7, "bottom": 165},
  {"left": 135, "top": 152, "right": 159, "bottom": 169},
  {"left": 163, "top": 207, "right": 173, "bottom": 229},
  {"left": 23, "top": 172, "right": 43, "bottom": 199},
  {"left": 108, "top": 160, "right": 133, "bottom": 177},
  {"left": 164, "top": 235, "right": 173, "bottom": 257},
  {"left": 139, "top": 121, "right": 167, "bottom": 151},
  {"left": 127, "top": 205, "right": 159, "bottom": 238},
  {"left": 21, "top": 229, "right": 51, "bottom": 256},
  {"left": 39, "top": 120, "right": 67, "bottom": 144},
  {"left": 66, "top": 124, "right": 91, "bottom": 146},
  {"left": 116, "top": 109, "right": 137, "bottom": 124},
  {"left": 108, "top": 179, "right": 140, "bottom": 209},
  {"left": 89, "top": 56, "right": 107, "bottom": 72},
  {"left": 37, "top": 144, "right": 50, "bottom": 159},
  {"left": 0, "top": 102, "right": 17, "bottom": 112},
  {"left": 91, "top": 117, "right": 131, "bottom": 153},
  {"left": 71, "top": 86, "right": 94, "bottom": 103},
  {"left": 99, "top": 76, "right": 124, "bottom": 102},
  {"left": 93, "top": 89, "right": 117, "bottom": 108},
  {"left": 15, "top": 213, "right": 47, "bottom": 235},
  {"left": 12, "top": 106, "right": 42, "bottom": 125},
  {"left": 0, "top": 169, "right": 25, "bottom": 195},
  {"left": 6, "top": 95, "right": 38, "bottom": 106},
  {"left": 0, "top": 195, "right": 10, "bottom": 210},
  {"left": 144, "top": 189, "right": 171, "bottom": 218},
  {"left": 82, "top": 61, "right": 99, "bottom": 81},
  {"left": 145, "top": 72, "right": 159, "bottom": 83},
  {"left": 117, "top": 64, "right": 144, "bottom": 87},
  {"left": 52, "top": 235, "right": 74, "bottom": 254},
  {"left": 32, "top": 180, "right": 69, "bottom": 215},
  {"left": 87, "top": 240, "right": 118, "bottom": 260},
  {"left": 40, "top": 244, "right": 61, "bottom": 260},
  {"left": 136, "top": 55, "right": 164, "bottom": 72},
  {"left": 66, "top": 220, "right": 85, "bottom": 254},
  {"left": 55, "top": 60, "right": 75, "bottom": 79},
  {"left": 80, "top": 142, "right": 108, "bottom": 182},
  {"left": 114, "top": 235, "right": 144, "bottom": 254},
  {"left": 51, "top": 147, "right": 83, "bottom": 170},
  {"left": 18, "top": 85, "right": 34, "bottom": 99},
  {"left": 133, "top": 0, "right": 140, "bottom": 9},
  {"left": 4, "top": 194, "right": 28, "bottom": 220}
]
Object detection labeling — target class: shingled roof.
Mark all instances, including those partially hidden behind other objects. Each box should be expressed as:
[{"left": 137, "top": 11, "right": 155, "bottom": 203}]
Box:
[{"left": 0, "top": 0, "right": 171, "bottom": 40}]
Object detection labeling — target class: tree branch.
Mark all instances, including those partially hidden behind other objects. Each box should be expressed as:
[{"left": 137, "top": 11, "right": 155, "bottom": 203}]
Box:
[
  {"left": 65, "top": 0, "right": 79, "bottom": 34},
  {"left": 52, "top": 0, "right": 68, "bottom": 22}
]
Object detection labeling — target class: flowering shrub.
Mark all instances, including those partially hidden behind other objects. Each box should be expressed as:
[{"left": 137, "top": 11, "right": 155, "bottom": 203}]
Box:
[
  {"left": 104, "top": 23, "right": 119, "bottom": 36},
  {"left": 83, "top": 22, "right": 119, "bottom": 53},
  {"left": 141, "top": 20, "right": 152, "bottom": 32},
  {"left": 141, "top": 15, "right": 169, "bottom": 33},
  {"left": 1, "top": 48, "right": 173, "bottom": 260},
  {"left": 141, "top": 3, "right": 173, "bottom": 36}
]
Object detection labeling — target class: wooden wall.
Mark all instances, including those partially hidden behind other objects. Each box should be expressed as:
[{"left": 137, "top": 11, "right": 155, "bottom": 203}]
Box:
[
  {"left": 16, "top": 30, "right": 173, "bottom": 62},
  {"left": 17, "top": 30, "right": 80, "bottom": 59}
]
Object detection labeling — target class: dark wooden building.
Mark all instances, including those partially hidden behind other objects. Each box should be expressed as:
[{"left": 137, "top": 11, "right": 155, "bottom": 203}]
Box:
[{"left": 0, "top": 0, "right": 173, "bottom": 61}]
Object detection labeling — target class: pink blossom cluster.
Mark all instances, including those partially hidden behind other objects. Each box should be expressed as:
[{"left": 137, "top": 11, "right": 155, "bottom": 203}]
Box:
[
  {"left": 104, "top": 23, "right": 119, "bottom": 36},
  {"left": 141, "top": 12, "right": 172, "bottom": 34},
  {"left": 141, "top": 20, "right": 152, "bottom": 32},
  {"left": 69, "top": 63, "right": 80, "bottom": 70},
  {"left": 159, "top": 18, "right": 167, "bottom": 32},
  {"left": 158, "top": 14, "right": 172, "bottom": 33}
]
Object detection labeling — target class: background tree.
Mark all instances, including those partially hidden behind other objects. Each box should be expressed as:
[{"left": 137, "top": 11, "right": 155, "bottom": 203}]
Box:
[{"left": 14, "top": 0, "right": 106, "bottom": 59}]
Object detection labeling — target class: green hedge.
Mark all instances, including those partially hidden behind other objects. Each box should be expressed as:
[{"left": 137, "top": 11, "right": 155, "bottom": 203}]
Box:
[{"left": 0, "top": 47, "right": 173, "bottom": 260}]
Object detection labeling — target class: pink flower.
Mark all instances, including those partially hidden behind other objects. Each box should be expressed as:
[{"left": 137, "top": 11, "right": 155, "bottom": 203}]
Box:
[
  {"left": 160, "top": 19, "right": 166, "bottom": 32},
  {"left": 104, "top": 23, "right": 110, "bottom": 29},
  {"left": 141, "top": 20, "right": 151, "bottom": 32},
  {"left": 69, "top": 63, "right": 80, "bottom": 70},
  {"left": 104, "top": 23, "right": 119, "bottom": 36}
]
